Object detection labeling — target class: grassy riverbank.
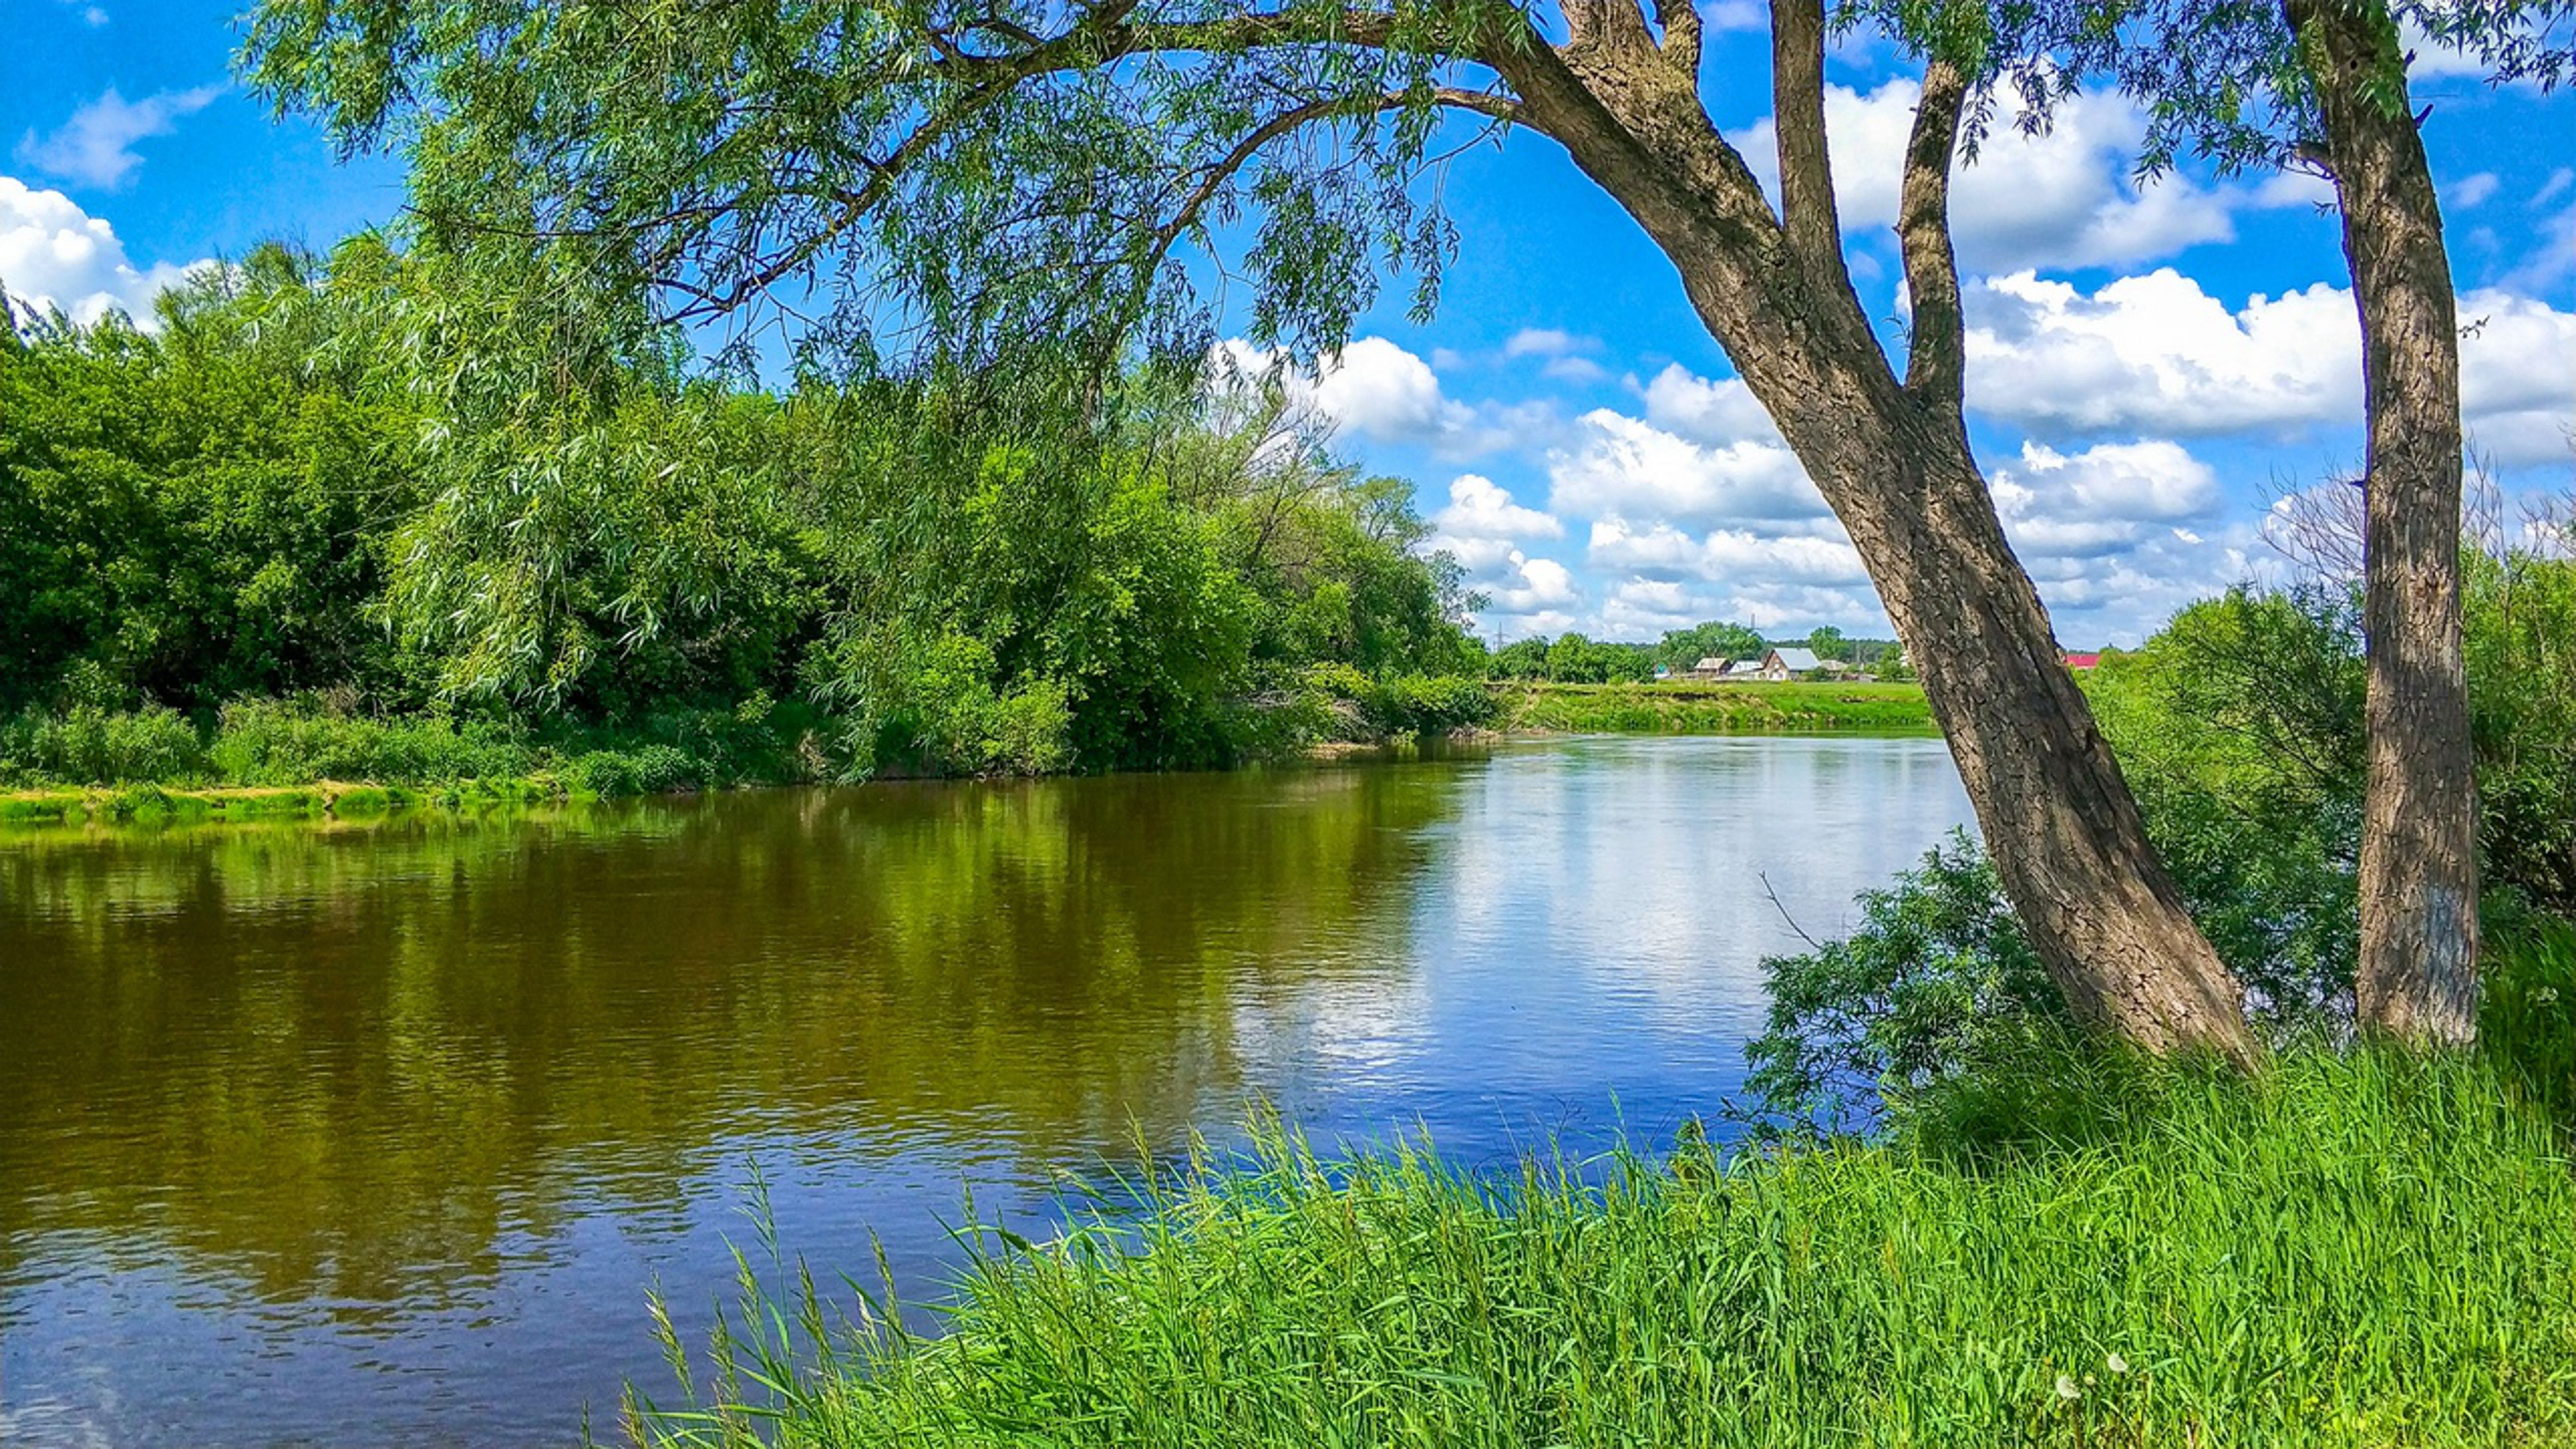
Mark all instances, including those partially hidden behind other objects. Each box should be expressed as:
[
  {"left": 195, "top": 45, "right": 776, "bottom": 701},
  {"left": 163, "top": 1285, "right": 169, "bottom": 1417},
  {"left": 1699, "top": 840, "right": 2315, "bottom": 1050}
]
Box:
[
  {"left": 630, "top": 933, "right": 2576, "bottom": 1449},
  {"left": 0, "top": 697, "right": 836, "bottom": 826},
  {"left": 1, "top": 679, "right": 1931, "bottom": 831},
  {"left": 1492, "top": 679, "right": 1935, "bottom": 734}
]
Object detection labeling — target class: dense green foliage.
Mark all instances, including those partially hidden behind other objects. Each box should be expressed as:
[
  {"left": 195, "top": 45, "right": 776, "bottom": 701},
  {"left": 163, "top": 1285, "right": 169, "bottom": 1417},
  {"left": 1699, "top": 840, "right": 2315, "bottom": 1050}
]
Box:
[
  {"left": 0, "top": 244, "right": 1487, "bottom": 790},
  {"left": 1749, "top": 550, "right": 2576, "bottom": 1117},
  {"left": 629, "top": 1032, "right": 2576, "bottom": 1449}
]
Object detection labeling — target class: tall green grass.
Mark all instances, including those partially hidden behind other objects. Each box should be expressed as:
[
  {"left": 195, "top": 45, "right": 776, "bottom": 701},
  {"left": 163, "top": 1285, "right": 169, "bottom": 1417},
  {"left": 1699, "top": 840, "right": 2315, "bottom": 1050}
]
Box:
[
  {"left": 627, "top": 1037, "right": 2576, "bottom": 1448},
  {"left": 1494, "top": 680, "right": 1935, "bottom": 735},
  {"left": 0, "top": 694, "right": 839, "bottom": 808}
]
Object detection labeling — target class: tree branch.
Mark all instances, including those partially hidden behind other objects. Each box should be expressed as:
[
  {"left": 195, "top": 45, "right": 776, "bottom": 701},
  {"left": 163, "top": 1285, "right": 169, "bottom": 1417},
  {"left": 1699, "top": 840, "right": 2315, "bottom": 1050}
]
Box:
[
  {"left": 1653, "top": 0, "right": 1703, "bottom": 79},
  {"left": 1898, "top": 60, "right": 1968, "bottom": 420},
  {"left": 1097, "top": 84, "right": 1519, "bottom": 354},
  {"left": 1770, "top": 0, "right": 1843, "bottom": 274}
]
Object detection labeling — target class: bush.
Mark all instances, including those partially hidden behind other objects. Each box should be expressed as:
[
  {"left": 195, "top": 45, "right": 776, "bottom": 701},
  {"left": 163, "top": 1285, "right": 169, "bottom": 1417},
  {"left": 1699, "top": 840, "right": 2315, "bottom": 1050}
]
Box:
[
  {"left": 0, "top": 704, "right": 207, "bottom": 786},
  {"left": 1744, "top": 832, "right": 2059, "bottom": 1126},
  {"left": 568, "top": 744, "right": 696, "bottom": 797},
  {"left": 1380, "top": 672, "right": 1495, "bottom": 734},
  {"left": 205, "top": 697, "right": 534, "bottom": 784},
  {"left": 2482, "top": 920, "right": 2576, "bottom": 1125},
  {"left": 2468, "top": 549, "right": 2576, "bottom": 914}
]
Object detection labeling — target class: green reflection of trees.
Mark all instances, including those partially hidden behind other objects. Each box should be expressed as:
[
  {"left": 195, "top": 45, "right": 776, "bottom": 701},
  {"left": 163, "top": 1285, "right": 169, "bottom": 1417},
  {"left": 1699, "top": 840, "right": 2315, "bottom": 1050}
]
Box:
[{"left": 0, "top": 764, "right": 1461, "bottom": 1309}]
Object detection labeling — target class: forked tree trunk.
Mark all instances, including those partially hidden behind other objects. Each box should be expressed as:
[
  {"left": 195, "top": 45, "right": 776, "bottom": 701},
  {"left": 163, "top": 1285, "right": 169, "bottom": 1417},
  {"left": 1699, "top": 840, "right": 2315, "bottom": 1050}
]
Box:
[
  {"left": 2292, "top": 0, "right": 2481, "bottom": 1045},
  {"left": 1488, "top": 2, "right": 2262, "bottom": 1061}
]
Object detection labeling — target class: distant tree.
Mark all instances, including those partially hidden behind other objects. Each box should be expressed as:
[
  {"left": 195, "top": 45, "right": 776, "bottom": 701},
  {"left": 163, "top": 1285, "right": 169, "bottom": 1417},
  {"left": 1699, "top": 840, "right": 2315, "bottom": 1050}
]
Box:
[
  {"left": 1655, "top": 620, "right": 1766, "bottom": 671},
  {"left": 1807, "top": 626, "right": 1848, "bottom": 663},
  {"left": 1491, "top": 637, "right": 1552, "bottom": 681}
]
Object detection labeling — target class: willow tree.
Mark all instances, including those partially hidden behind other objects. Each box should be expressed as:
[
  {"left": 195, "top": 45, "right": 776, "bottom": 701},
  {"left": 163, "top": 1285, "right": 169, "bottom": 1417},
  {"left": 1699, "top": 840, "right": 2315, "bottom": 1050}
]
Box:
[
  {"left": 2027, "top": 0, "right": 2571, "bottom": 1045},
  {"left": 245, "top": 0, "right": 2259, "bottom": 1057}
]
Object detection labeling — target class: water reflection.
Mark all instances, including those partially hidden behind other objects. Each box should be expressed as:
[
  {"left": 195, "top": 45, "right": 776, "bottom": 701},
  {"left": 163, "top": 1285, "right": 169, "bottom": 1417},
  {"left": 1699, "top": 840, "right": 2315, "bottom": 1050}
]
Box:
[{"left": 0, "top": 736, "right": 1970, "bottom": 1448}]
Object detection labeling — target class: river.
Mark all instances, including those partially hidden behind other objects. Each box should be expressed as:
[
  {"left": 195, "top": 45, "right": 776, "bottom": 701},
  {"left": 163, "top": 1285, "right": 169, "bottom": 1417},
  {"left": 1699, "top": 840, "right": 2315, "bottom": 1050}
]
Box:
[{"left": 0, "top": 735, "right": 1970, "bottom": 1447}]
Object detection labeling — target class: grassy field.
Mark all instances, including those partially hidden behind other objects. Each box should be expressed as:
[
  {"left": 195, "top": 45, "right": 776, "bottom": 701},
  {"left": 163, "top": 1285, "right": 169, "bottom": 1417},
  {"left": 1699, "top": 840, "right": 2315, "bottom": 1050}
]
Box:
[
  {"left": 626, "top": 933, "right": 2576, "bottom": 1449},
  {"left": 1492, "top": 680, "right": 1936, "bottom": 735}
]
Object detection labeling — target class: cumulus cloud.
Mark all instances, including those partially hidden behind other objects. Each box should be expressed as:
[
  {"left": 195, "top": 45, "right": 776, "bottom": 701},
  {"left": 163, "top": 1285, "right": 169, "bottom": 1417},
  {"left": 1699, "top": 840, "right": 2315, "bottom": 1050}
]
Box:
[
  {"left": 15, "top": 85, "right": 222, "bottom": 190},
  {"left": 1965, "top": 269, "right": 2576, "bottom": 465},
  {"left": 1434, "top": 474, "right": 1562, "bottom": 544},
  {"left": 1591, "top": 517, "right": 1872, "bottom": 585},
  {"left": 1729, "top": 80, "right": 2251, "bottom": 273},
  {"left": 1989, "top": 440, "right": 2222, "bottom": 559},
  {"left": 0, "top": 174, "right": 207, "bottom": 327},
  {"left": 1546, "top": 409, "right": 1827, "bottom": 529},
  {"left": 1473, "top": 547, "right": 1585, "bottom": 635},
  {"left": 1638, "top": 364, "right": 1787, "bottom": 447},
  {"left": 1213, "top": 335, "right": 1548, "bottom": 458}
]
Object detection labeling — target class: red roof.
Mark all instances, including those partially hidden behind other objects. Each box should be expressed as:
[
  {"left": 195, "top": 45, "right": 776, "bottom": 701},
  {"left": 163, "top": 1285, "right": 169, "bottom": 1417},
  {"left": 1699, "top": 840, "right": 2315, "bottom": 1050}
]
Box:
[{"left": 2062, "top": 652, "right": 2103, "bottom": 670}]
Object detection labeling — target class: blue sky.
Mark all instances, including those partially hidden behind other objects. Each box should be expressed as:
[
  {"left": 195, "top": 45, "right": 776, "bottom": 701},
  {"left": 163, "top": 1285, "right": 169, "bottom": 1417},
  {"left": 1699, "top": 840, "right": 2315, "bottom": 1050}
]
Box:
[{"left": 5, "top": 0, "right": 2571, "bottom": 647}]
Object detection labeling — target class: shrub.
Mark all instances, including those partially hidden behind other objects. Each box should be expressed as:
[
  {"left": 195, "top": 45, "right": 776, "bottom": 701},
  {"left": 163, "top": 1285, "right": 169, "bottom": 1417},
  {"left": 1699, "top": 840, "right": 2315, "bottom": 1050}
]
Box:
[
  {"left": 205, "top": 697, "right": 534, "bottom": 784},
  {"left": 0, "top": 704, "right": 207, "bottom": 785},
  {"left": 1744, "top": 832, "right": 2060, "bottom": 1126},
  {"left": 1380, "top": 672, "right": 1495, "bottom": 734}
]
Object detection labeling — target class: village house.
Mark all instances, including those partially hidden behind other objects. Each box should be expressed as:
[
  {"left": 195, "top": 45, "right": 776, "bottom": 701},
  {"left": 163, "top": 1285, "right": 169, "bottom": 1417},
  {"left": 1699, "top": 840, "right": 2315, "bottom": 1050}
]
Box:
[{"left": 1758, "top": 647, "right": 1841, "bottom": 680}]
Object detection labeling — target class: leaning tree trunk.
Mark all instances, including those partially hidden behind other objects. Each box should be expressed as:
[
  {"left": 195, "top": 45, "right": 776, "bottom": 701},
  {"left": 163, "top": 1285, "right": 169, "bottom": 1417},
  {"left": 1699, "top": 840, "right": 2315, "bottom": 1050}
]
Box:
[
  {"left": 1488, "top": 0, "right": 2262, "bottom": 1061},
  {"left": 2292, "top": 0, "right": 2481, "bottom": 1045}
]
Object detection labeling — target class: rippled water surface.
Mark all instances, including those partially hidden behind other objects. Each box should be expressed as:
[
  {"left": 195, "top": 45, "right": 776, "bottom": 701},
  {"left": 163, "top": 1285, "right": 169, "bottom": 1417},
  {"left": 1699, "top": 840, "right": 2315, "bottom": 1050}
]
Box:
[{"left": 0, "top": 735, "right": 1971, "bottom": 1447}]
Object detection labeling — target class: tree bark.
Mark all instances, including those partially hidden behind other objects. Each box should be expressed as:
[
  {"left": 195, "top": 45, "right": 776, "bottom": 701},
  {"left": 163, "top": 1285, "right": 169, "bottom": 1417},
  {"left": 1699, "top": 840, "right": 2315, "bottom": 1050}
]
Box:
[
  {"left": 2290, "top": 0, "right": 2481, "bottom": 1045},
  {"left": 1485, "top": 4, "right": 2262, "bottom": 1061}
]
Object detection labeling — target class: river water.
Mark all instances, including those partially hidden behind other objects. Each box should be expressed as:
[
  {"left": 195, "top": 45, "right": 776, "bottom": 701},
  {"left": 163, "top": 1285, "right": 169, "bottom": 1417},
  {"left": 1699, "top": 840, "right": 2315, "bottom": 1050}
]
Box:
[{"left": 0, "top": 735, "right": 1970, "bottom": 1447}]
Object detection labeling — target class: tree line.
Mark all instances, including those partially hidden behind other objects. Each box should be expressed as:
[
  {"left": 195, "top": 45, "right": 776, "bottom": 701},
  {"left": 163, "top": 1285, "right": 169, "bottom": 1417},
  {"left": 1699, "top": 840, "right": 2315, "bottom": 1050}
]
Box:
[
  {"left": 1485, "top": 624, "right": 1905, "bottom": 683},
  {"left": 0, "top": 241, "right": 1490, "bottom": 785}
]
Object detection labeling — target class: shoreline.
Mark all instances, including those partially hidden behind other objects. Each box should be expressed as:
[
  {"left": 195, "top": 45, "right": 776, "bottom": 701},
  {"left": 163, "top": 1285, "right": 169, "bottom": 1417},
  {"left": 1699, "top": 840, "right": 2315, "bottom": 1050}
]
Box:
[{"left": 0, "top": 682, "right": 1940, "bottom": 833}]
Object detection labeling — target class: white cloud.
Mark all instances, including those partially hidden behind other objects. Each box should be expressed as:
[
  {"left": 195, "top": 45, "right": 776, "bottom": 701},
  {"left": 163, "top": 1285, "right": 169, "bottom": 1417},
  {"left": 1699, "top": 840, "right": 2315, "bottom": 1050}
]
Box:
[
  {"left": 1989, "top": 440, "right": 2222, "bottom": 560},
  {"left": 1504, "top": 328, "right": 1594, "bottom": 358},
  {"left": 2506, "top": 200, "right": 2576, "bottom": 297},
  {"left": 2535, "top": 169, "right": 2574, "bottom": 210},
  {"left": 1546, "top": 409, "right": 1827, "bottom": 529},
  {"left": 1965, "top": 268, "right": 2576, "bottom": 466},
  {"left": 1213, "top": 335, "right": 1546, "bottom": 458},
  {"left": 1474, "top": 548, "right": 1585, "bottom": 635},
  {"left": 1309, "top": 336, "right": 1462, "bottom": 442},
  {"left": 2457, "top": 290, "right": 2576, "bottom": 464},
  {"left": 0, "top": 174, "right": 207, "bottom": 327},
  {"left": 1433, "top": 474, "right": 1562, "bottom": 544},
  {"left": 15, "top": 85, "right": 222, "bottom": 190},
  {"left": 1729, "top": 80, "right": 2248, "bottom": 273},
  {"left": 2394, "top": 17, "right": 2549, "bottom": 83},
  {"left": 1965, "top": 270, "right": 2357, "bottom": 435},
  {"left": 2446, "top": 172, "right": 2501, "bottom": 210},
  {"left": 1638, "top": 364, "right": 1787, "bottom": 448},
  {"left": 1590, "top": 517, "right": 1873, "bottom": 586},
  {"left": 1541, "top": 355, "right": 1611, "bottom": 385},
  {"left": 1699, "top": 0, "right": 1768, "bottom": 31}
]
